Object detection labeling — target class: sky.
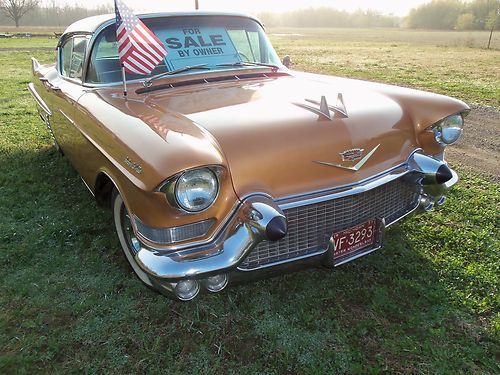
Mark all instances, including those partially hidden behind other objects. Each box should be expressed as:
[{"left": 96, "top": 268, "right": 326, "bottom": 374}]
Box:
[{"left": 42, "top": 0, "right": 433, "bottom": 17}]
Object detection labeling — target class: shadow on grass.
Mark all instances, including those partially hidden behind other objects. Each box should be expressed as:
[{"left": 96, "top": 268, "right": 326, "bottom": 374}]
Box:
[{"left": 0, "top": 146, "right": 498, "bottom": 374}]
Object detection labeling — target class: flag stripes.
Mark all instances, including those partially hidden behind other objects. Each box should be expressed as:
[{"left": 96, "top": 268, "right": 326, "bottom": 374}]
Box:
[{"left": 114, "top": 0, "right": 168, "bottom": 75}]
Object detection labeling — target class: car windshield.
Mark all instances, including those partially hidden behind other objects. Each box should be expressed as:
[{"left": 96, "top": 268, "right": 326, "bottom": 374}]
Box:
[{"left": 87, "top": 15, "right": 282, "bottom": 84}]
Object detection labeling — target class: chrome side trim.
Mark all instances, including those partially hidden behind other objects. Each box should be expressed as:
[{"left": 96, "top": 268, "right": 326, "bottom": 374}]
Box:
[
  {"left": 28, "top": 83, "right": 52, "bottom": 116},
  {"left": 80, "top": 177, "right": 95, "bottom": 197},
  {"left": 59, "top": 109, "right": 75, "bottom": 124},
  {"left": 59, "top": 108, "right": 147, "bottom": 190}
]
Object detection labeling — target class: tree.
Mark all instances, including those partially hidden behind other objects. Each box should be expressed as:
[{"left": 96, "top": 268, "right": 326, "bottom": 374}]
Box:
[
  {"left": 0, "top": 0, "right": 38, "bottom": 27},
  {"left": 405, "top": 0, "right": 464, "bottom": 30},
  {"left": 486, "top": 6, "right": 500, "bottom": 48}
]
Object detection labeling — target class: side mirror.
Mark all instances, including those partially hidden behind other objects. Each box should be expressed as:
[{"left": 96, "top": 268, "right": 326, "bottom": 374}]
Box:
[{"left": 282, "top": 55, "right": 291, "bottom": 68}]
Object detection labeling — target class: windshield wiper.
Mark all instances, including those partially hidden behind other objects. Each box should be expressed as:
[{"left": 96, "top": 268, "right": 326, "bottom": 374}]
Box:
[
  {"left": 142, "top": 64, "right": 210, "bottom": 87},
  {"left": 216, "top": 61, "right": 280, "bottom": 70}
]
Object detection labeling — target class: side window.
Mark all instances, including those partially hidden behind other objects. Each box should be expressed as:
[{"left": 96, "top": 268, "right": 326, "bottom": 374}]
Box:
[
  {"left": 59, "top": 36, "right": 88, "bottom": 80},
  {"left": 227, "top": 30, "right": 261, "bottom": 62},
  {"left": 70, "top": 37, "right": 87, "bottom": 80},
  {"left": 87, "top": 27, "right": 122, "bottom": 84},
  {"left": 60, "top": 39, "right": 72, "bottom": 76}
]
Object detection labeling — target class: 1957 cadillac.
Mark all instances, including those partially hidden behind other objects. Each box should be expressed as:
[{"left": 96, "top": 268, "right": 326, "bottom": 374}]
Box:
[{"left": 29, "top": 12, "right": 469, "bottom": 301}]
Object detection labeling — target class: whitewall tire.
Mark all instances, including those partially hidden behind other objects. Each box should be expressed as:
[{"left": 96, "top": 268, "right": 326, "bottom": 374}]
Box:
[{"left": 112, "top": 189, "right": 156, "bottom": 289}]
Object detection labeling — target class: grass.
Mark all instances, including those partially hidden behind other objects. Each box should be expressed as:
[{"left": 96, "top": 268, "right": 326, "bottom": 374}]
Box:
[
  {"left": 0, "top": 37, "right": 57, "bottom": 49},
  {"left": 1, "top": 31, "right": 499, "bottom": 373},
  {"left": 0, "top": 25, "right": 65, "bottom": 33}
]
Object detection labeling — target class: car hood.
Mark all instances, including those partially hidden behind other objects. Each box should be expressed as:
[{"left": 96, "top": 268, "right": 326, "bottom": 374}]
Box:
[{"left": 104, "top": 72, "right": 468, "bottom": 200}]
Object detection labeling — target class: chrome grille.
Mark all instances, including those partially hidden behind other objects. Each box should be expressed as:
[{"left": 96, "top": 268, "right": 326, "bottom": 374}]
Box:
[{"left": 239, "top": 178, "right": 419, "bottom": 270}]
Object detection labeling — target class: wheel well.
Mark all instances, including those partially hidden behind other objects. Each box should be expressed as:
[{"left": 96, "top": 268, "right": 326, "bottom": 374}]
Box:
[{"left": 94, "top": 173, "right": 116, "bottom": 209}]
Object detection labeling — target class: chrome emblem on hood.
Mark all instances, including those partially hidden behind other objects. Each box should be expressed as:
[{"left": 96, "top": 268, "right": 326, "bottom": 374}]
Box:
[
  {"left": 339, "top": 148, "right": 365, "bottom": 162},
  {"left": 293, "top": 93, "right": 348, "bottom": 121},
  {"left": 314, "top": 144, "right": 381, "bottom": 171}
]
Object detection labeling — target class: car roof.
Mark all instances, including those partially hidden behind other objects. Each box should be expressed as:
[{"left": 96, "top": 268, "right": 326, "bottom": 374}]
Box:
[{"left": 62, "top": 11, "right": 264, "bottom": 36}]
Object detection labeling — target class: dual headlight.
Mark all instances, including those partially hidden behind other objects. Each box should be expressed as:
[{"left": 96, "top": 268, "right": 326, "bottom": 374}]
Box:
[
  {"left": 431, "top": 113, "right": 465, "bottom": 146},
  {"left": 161, "top": 167, "right": 220, "bottom": 213}
]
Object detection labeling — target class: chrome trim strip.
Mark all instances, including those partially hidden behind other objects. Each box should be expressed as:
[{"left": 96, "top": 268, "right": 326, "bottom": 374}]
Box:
[
  {"left": 270, "top": 160, "right": 412, "bottom": 208},
  {"left": 80, "top": 177, "right": 95, "bottom": 197},
  {"left": 27, "top": 83, "right": 52, "bottom": 116},
  {"left": 59, "top": 109, "right": 75, "bottom": 124},
  {"left": 279, "top": 165, "right": 409, "bottom": 210},
  {"left": 58, "top": 109, "right": 147, "bottom": 190},
  {"left": 236, "top": 250, "right": 327, "bottom": 272}
]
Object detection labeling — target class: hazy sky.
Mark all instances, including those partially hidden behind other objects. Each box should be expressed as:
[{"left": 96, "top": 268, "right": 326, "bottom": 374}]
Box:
[{"left": 42, "top": 0, "right": 433, "bottom": 16}]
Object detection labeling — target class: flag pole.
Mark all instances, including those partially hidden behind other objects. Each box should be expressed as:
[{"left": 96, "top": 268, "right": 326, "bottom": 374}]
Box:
[{"left": 121, "top": 63, "right": 128, "bottom": 98}]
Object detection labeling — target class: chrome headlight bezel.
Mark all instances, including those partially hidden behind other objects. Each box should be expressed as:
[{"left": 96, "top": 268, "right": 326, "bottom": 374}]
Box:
[
  {"left": 160, "top": 166, "right": 222, "bottom": 213},
  {"left": 430, "top": 112, "right": 467, "bottom": 146}
]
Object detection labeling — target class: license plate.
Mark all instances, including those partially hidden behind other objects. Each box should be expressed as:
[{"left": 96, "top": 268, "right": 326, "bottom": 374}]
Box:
[{"left": 332, "top": 219, "right": 377, "bottom": 260}]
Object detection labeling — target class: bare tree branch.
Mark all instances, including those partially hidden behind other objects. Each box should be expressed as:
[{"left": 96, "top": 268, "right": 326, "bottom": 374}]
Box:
[{"left": 0, "top": 0, "right": 39, "bottom": 27}]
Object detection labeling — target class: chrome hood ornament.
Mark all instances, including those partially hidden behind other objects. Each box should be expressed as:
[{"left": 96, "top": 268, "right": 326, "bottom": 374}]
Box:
[
  {"left": 315, "top": 144, "right": 381, "bottom": 171},
  {"left": 294, "top": 94, "right": 348, "bottom": 121}
]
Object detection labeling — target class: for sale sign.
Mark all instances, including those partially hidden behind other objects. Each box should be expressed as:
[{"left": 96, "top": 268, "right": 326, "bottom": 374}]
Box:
[{"left": 157, "top": 27, "right": 239, "bottom": 70}]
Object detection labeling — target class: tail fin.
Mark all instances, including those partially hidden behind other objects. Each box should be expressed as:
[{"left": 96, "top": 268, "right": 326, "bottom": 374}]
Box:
[{"left": 31, "top": 57, "right": 41, "bottom": 75}]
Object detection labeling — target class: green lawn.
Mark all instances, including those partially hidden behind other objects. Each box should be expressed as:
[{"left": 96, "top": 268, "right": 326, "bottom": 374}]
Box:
[{"left": 1, "top": 32, "right": 499, "bottom": 374}]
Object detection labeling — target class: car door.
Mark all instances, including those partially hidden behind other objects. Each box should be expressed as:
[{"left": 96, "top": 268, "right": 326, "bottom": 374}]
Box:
[{"left": 45, "top": 35, "right": 90, "bottom": 169}]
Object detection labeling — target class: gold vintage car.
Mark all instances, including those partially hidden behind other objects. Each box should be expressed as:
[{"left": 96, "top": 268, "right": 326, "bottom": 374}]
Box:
[{"left": 29, "top": 12, "right": 469, "bottom": 301}]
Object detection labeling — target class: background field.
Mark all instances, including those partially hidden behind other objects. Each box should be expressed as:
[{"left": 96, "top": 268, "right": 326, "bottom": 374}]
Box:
[
  {"left": 269, "top": 28, "right": 500, "bottom": 107},
  {"left": 1, "top": 29, "right": 499, "bottom": 374}
]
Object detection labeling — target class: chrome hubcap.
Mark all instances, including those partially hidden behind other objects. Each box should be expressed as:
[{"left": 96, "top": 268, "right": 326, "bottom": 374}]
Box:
[{"left": 121, "top": 208, "right": 141, "bottom": 255}]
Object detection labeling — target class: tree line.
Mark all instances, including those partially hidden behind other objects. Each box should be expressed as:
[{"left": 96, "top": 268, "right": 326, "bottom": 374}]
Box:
[
  {"left": 259, "top": 0, "right": 499, "bottom": 30},
  {"left": 405, "top": 0, "right": 499, "bottom": 30},
  {"left": 258, "top": 8, "right": 400, "bottom": 29},
  {"left": 0, "top": 2, "right": 112, "bottom": 27},
  {"left": 0, "top": 0, "right": 498, "bottom": 30}
]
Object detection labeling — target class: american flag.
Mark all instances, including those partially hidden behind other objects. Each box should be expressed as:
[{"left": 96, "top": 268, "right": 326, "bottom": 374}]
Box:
[{"left": 114, "top": 0, "right": 168, "bottom": 75}]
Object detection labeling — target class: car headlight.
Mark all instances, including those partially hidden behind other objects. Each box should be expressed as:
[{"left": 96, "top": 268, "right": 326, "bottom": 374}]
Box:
[
  {"left": 431, "top": 114, "right": 464, "bottom": 146},
  {"left": 175, "top": 168, "right": 219, "bottom": 212}
]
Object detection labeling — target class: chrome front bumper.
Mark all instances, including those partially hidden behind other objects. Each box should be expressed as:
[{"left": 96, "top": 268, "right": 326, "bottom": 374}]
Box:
[{"left": 133, "top": 152, "right": 458, "bottom": 300}]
